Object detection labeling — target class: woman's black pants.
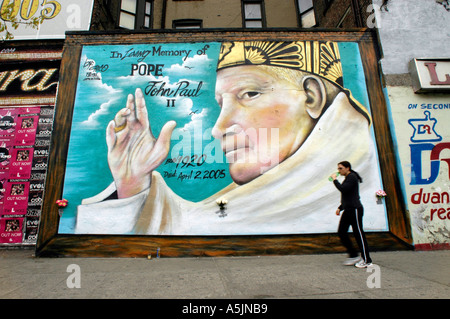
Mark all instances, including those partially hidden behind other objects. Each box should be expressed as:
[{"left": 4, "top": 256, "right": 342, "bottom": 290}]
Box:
[{"left": 338, "top": 206, "right": 372, "bottom": 263}]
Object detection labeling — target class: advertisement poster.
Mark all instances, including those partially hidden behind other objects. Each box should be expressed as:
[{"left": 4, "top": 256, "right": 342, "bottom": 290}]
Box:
[
  {"left": 58, "top": 41, "right": 388, "bottom": 236},
  {"left": 387, "top": 87, "right": 450, "bottom": 248},
  {"left": 1, "top": 0, "right": 94, "bottom": 40},
  {"left": 0, "top": 106, "right": 53, "bottom": 244}
]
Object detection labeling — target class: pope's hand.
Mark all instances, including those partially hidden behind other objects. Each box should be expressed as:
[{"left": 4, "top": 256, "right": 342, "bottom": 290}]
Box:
[{"left": 106, "top": 88, "right": 176, "bottom": 198}]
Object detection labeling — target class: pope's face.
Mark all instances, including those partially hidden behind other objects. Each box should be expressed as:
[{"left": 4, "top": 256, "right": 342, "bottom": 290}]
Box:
[{"left": 213, "top": 65, "right": 316, "bottom": 185}]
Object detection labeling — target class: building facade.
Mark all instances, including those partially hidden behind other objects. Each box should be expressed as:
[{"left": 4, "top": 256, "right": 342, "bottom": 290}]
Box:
[
  {"left": 373, "top": 0, "right": 450, "bottom": 250},
  {"left": 90, "top": 0, "right": 376, "bottom": 31},
  {"left": 0, "top": 0, "right": 95, "bottom": 246},
  {"left": 1, "top": 0, "right": 448, "bottom": 253}
]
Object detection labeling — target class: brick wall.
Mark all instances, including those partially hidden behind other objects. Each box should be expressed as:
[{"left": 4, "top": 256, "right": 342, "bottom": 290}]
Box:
[
  {"left": 90, "top": 0, "right": 119, "bottom": 31},
  {"left": 316, "top": 0, "right": 374, "bottom": 28}
]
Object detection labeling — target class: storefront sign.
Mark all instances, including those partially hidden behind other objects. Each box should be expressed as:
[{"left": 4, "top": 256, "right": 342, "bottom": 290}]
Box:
[
  {"left": 0, "top": 60, "right": 60, "bottom": 106},
  {"left": 387, "top": 86, "right": 450, "bottom": 249},
  {"left": 0, "top": 61, "right": 59, "bottom": 95},
  {"left": 1, "top": 0, "right": 94, "bottom": 40},
  {"left": 409, "top": 58, "right": 450, "bottom": 93}
]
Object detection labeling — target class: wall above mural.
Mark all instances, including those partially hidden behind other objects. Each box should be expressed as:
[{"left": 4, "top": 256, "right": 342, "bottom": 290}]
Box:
[{"left": 36, "top": 30, "right": 411, "bottom": 257}]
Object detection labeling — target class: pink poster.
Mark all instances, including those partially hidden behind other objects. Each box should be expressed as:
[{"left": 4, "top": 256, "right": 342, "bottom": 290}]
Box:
[
  {"left": 0, "top": 108, "right": 18, "bottom": 136},
  {"left": 0, "top": 217, "right": 24, "bottom": 243},
  {"left": 9, "top": 147, "right": 34, "bottom": 179},
  {"left": 0, "top": 104, "right": 52, "bottom": 245},
  {"left": 3, "top": 181, "right": 29, "bottom": 215},
  {"left": 14, "top": 115, "right": 39, "bottom": 146}
]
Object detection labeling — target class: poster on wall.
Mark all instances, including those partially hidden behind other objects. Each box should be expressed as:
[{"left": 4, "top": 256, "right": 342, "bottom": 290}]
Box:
[
  {"left": 0, "top": 43, "right": 61, "bottom": 245},
  {"left": 0, "top": 105, "right": 53, "bottom": 244},
  {"left": 58, "top": 40, "right": 389, "bottom": 236},
  {"left": 387, "top": 88, "right": 450, "bottom": 248}
]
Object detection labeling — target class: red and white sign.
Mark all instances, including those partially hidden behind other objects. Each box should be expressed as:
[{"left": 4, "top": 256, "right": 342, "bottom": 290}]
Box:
[{"left": 410, "top": 58, "right": 450, "bottom": 93}]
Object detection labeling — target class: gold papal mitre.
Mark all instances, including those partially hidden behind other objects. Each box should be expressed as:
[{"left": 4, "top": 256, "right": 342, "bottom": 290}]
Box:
[{"left": 217, "top": 41, "right": 371, "bottom": 123}]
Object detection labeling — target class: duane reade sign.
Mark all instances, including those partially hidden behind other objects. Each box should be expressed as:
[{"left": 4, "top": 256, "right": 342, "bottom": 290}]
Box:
[
  {"left": 410, "top": 58, "right": 450, "bottom": 93},
  {"left": 1, "top": 0, "right": 94, "bottom": 40}
]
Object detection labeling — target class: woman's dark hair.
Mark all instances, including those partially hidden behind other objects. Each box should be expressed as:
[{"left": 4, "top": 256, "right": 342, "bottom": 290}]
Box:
[{"left": 338, "top": 161, "right": 363, "bottom": 183}]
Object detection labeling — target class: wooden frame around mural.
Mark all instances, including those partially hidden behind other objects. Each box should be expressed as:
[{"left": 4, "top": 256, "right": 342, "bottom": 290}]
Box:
[{"left": 35, "top": 29, "right": 412, "bottom": 257}]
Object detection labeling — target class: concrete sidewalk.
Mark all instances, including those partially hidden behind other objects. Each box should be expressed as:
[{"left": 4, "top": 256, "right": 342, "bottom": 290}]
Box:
[{"left": 0, "top": 249, "right": 449, "bottom": 299}]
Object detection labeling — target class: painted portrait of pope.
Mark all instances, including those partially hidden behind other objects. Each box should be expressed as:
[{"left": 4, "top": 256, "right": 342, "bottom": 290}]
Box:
[{"left": 73, "top": 41, "right": 387, "bottom": 235}]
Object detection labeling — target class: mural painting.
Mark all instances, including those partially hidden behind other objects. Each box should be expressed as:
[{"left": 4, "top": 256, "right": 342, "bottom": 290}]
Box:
[
  {"left": 387, "top": 87, "right": 450, "bottom": 248},
  {"left": 58, "top": 40, "right": 388, "bottom": 236}
]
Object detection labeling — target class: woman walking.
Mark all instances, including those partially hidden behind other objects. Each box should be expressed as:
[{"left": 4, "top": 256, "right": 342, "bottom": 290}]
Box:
[{"left": 330, "top": 161, "right": 373, "bottom": 268}]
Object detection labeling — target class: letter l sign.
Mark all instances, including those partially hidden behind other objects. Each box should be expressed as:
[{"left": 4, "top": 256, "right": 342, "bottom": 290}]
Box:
[{"left": 424, "top": 62, "right": 450, "bottom": 85}]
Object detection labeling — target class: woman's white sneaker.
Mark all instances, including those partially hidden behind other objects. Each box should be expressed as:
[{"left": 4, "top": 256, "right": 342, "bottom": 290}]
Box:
[
  {"left": 343, "top": 257, "right": 361, "bottom": 266},
  {"left": 355, "top": 260, "right": 373, "bottom": 268}
]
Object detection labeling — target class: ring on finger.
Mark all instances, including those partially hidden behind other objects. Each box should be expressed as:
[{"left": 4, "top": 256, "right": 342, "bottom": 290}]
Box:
[{"left": 114, "top": 122, "right": 127, "bottom": 133}]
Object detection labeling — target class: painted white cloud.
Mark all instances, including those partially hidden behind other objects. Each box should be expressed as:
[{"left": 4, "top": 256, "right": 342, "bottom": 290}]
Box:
[
  {"left": 180, "top": 100, "right": 208, "bottom": 132},
  {"left": 166, "top": 54, "right": 214, "bottom": 77},
  {"left": 81, "top": 96, "right": 120, "bottom": 128},
  {"left": 80, "top": 82, "right": 122, "bottom": 127}
]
